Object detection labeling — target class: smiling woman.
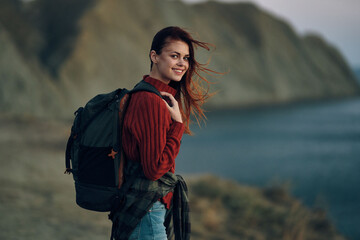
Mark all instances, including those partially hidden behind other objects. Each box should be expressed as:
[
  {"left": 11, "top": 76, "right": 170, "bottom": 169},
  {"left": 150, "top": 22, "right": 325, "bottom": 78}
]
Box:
[
  {"left": 108, "top": 26, "right": 219, "bottom": 240},
  {"left": 147, "top": 26, "right": 217, "bottom": 134},
  {"left": 150, "top": 40, "right": 190, "bottom": 85}
]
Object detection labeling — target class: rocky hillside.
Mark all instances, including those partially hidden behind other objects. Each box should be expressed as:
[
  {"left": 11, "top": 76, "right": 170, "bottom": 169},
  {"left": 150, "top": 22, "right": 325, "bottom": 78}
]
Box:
[
  {"left": 0, "top": 0, "right": 66, "bottom": 117},
  {"left": 0, "top": 0, "right": 359, "bottom": 118}
]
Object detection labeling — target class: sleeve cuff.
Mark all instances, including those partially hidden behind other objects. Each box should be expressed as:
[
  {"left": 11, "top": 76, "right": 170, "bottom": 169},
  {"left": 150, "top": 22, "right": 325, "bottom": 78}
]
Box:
[{"left": 168, "top": 121, "right": 185, "bottom": 140}]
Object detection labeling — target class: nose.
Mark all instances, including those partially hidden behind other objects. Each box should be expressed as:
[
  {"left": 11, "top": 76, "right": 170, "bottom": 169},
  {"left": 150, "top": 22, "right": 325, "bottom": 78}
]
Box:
[{"left": 177, "top": 58, "right": 186, "bottom": 66}]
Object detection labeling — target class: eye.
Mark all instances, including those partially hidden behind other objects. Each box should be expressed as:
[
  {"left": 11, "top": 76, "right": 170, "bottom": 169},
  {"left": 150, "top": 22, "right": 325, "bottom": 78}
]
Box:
[
  {"left": 171, "top": 55, "right": 178, "bottom": 59},
  {"left": 184, "top": 56, "right": 190, "bottom": 61}
]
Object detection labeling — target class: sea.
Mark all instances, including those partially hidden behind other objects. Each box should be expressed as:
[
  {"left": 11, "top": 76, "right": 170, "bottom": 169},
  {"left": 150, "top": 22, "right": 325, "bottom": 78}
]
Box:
[{"left": 176, "top": 96, "right": 360, "bottom": 240}]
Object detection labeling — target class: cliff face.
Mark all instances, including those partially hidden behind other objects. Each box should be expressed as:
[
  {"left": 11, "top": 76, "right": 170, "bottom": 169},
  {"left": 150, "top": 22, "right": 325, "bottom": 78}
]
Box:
[
  {"left": 0, "top": 23, "right": 64, "bottom": 117},
  {"left": 0, "top": 0, "right": 358, "bottom": 117},
  {"left": 189, "top": 2, "right": 359, "bottom": 107},
  {"left": 0, "top": 0, "right": 66, "bottom": 117}
]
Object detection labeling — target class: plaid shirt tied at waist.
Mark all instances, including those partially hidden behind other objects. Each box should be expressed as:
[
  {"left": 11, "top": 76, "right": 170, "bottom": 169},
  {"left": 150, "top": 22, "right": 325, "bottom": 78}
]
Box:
[{"left": 109, "top": 162, "right": 190, "bottom": 240}]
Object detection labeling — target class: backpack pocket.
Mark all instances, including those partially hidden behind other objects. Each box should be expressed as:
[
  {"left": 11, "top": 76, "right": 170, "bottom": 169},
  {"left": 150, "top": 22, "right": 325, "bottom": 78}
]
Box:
[
  {"left": 75, "top": 181, "right": 119, "bottom": 212},
  {"left": 78, "top": 145, "right": 116, "bottom": 187}
]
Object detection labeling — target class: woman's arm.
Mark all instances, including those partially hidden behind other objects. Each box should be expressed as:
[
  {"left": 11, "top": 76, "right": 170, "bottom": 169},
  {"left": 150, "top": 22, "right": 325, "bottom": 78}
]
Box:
[{"left": 128, "top": 92, "right": 184, "bottom": 180}]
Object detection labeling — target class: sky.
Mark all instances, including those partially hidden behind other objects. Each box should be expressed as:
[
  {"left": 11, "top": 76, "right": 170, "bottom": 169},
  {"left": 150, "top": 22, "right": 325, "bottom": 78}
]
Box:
[{"left": 182, "top": 0, "right": 360, "bottom": 68}]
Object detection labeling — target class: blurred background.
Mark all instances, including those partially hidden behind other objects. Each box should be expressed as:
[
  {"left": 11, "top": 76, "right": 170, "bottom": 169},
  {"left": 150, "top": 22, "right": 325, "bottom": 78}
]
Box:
[{"left": 0, "top": 0, "right": 359, "bottom": 239}]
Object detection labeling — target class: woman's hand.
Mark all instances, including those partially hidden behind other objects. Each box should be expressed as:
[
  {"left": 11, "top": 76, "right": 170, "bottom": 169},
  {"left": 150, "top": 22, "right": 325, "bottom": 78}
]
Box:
[{"left": 160, "top": 92, "right": 183, "bottom": 123}]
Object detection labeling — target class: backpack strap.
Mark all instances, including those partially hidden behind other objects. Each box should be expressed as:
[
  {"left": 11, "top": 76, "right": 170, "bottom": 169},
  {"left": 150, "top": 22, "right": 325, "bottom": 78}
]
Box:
[
  {"left": 117, "top": 79, "right": 164, "bottom": 180},
  {"left": 64, "top": 134, "right": 73, "bottom": 174},
  {"left": 64, "top": 107, "right": 83, "bottom": 174},
  {"left": 109, "top": 81, "right": 163, "bottom": 222},
  {"left": 130, "top": 80, "right": 163, "bottom": 99},
  {"left": 112, "top": 80, "right": 163, "bottom": 185}
]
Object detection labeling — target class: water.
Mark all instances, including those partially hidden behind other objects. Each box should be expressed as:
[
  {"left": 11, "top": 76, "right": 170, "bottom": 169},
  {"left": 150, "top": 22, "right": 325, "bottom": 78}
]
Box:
[{"left": 176, "top": 97, "right": 360, "bottom": 240}]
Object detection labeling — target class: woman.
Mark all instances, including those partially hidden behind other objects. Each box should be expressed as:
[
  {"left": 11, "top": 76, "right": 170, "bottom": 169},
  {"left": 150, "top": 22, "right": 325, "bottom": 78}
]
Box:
[{"left": 113, "top": 26, "right": 216, "bottom": 240}]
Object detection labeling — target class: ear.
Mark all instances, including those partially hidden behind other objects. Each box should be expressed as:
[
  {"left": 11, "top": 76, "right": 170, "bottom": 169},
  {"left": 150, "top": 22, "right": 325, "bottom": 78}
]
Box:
[{"left": 150, "top": 50, "right": 158, "bottom": 64}]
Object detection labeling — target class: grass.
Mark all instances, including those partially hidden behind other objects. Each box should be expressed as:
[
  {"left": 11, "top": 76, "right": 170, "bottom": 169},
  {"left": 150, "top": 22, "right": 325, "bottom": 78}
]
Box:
[{"left": 188, "top": 175, "right": 346, "bottom": 240}]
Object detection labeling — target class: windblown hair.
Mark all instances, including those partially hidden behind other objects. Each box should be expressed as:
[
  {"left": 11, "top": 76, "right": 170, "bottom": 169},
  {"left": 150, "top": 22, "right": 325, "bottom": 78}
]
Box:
[{"left": 150, "top": 26, "right": 218, "bottom": 134}]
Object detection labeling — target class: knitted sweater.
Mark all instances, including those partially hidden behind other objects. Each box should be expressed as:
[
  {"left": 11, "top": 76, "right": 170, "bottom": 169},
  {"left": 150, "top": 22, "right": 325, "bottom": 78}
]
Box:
[{"left": 122, "top": 75, "right": 185, "bottom": 208}]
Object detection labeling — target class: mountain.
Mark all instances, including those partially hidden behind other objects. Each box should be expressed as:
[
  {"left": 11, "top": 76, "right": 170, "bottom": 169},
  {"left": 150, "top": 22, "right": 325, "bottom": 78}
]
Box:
[{"left": 0, "top": 0, "right": 359, "bottom": 118}]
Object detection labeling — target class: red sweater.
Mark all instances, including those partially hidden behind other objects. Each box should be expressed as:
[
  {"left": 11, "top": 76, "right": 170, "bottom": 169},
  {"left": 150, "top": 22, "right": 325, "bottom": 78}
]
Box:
[{"left": 122, "top": 76, "right": 185, "bottom": 208}]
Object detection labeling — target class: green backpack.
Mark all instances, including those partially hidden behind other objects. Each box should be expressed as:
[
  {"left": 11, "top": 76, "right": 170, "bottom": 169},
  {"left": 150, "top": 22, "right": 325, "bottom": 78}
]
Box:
[{"left": 65, "top": 80, "right": 162, "bottom": 212}]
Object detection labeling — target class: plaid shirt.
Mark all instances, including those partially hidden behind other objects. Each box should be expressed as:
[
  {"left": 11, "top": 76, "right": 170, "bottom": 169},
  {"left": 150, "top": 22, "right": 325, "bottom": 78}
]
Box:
[
  {"left": 165, "top": 175, "right": 191, "bottom": 240},
  {"left": 109, "top": 160, "right": 190, "bottom": 240}
]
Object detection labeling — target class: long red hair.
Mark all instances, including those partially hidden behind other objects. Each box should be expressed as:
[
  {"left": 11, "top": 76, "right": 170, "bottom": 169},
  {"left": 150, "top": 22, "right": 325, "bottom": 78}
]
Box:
[{"left": 150, "top": 26, "right": 218, "bottom": 134}]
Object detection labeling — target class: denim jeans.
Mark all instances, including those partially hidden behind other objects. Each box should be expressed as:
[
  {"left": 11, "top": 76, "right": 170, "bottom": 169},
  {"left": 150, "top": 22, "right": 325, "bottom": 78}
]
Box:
[{"left": 128, "top": 201, "right": 167, "bottom": 240}]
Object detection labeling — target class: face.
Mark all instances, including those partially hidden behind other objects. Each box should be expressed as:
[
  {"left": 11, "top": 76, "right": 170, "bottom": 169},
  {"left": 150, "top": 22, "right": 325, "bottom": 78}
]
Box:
[{"left": 150, "top": 40, "right": 190, "bottom": 85}]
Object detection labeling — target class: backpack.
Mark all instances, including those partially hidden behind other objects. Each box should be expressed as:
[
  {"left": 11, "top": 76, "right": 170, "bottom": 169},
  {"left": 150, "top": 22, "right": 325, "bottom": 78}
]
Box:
[{"left": 64, "top": 80, "right": 163, "bottom": 212}]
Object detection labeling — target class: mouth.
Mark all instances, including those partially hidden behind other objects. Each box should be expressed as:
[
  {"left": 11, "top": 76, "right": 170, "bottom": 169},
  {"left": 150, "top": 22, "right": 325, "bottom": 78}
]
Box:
[{"left": 173, "top": 68, "right": 185, "bottom": 75}]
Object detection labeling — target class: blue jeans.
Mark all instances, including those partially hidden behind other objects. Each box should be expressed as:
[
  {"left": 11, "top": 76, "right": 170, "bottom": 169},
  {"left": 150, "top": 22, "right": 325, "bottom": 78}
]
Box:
[{"left": 128, "top": 201, "right": 167, "bottom": 240}]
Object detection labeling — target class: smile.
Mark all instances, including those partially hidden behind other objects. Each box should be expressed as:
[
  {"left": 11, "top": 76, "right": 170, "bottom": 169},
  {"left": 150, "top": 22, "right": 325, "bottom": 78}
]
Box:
[{"left": 173, "top": 68, "right": 185, "bottom": 74}]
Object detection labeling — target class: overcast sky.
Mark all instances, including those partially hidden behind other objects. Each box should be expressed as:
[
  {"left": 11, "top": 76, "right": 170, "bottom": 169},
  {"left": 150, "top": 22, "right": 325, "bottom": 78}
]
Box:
[{"left": 182, "top": 0, "right": 360, "bottom": 67}]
